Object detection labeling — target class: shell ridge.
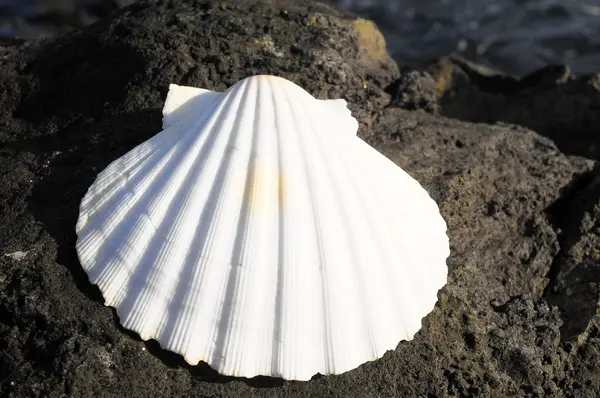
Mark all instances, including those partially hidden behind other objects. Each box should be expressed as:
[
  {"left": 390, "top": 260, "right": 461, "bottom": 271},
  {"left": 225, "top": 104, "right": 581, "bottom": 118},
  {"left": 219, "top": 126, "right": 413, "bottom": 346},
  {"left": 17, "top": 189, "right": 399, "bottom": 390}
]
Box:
[
  {"left": 274, "top": 78, "right": 317, "bottom": 379},
  {"left": 77, "top": 117, "right": 199, "bottom": 228},
  {"left": 279, "top": 78, "right": 309, "bottom": 378},
  {"left": 78, "top": 138, "right": 175, "bottom": 223},
  {"left": 82, "top": 123, "right": 209, "bottom": 289},
  {"left": 210, "top": 77, "right": 261, "bottom": 374},
  {"left": 233, "top": 76, "right": 280, "bottom": 376},
  {"left": 82, "top": 108, "right": 211, "bottom": 217},
  {"left": 192, "top": 78, "right": 257, "bottom": 365},
  {"left": 82, "top": 125, "right": 172, "bottom": 203},
  {"left": 361, "top": 144, "right": 448, "bottom": 301},
  {"left": 107, "top": 101, "right": 242, "bottom": 330},
  {"left": 79, "top": 150, "right": 146, "bottom": 213},
  {"left": 267, "top": 76, "right": 287, "bottom": 378},
  {"left": 354, "top": 147, "right": 428, "bottom": 334},
  {"left": 273, "top": 76, "right": 314, "bottom": 378},
  {"left": 78, "top": 123, "right": 203, "bottom": 281},
  {"left": 369, "top": 152, "right": 449, "bottom": 286},
  {"left": 329, "top": 138, "right": 414, "bottom": 345},
  {"left": 83, "top": 80, "right": 244, "bottom": 335},
  {"left": 116, "top": 87, "right": 249, "bottom": 338},
  {"left": 143, "top": 79, "right": 248, "bottom": 352},
  {"left": 298, "top": 98, "right": 377, "bottom": 363},
  {"left": 156, "top": 78, "right": 253, "bottom": 361},
  {"left": 240, "top": 76, "right": 278, "bottom": 376},
  {"left": 362, "top": 142, "right": 449, "bottom": 235},
  {"left": 352, "top": 143, "right": 444, "bottom": 335},
  {"left": 77, "top": 110, "right": 210, "bottom": 239},
  {"left": 276, "top": 80, "right": 333, "bottom": 378},
  {"left": 289, "top": 84, "right": 375, "bottom": 372},
  {"left": 347, "top": 143, "right": 415, "bottom": 322}
]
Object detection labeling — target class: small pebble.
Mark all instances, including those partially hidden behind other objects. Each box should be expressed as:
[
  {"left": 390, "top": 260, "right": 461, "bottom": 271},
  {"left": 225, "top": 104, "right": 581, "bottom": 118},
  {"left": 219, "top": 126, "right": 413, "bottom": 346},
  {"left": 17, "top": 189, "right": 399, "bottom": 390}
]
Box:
[{"left": 4, "top": 251, "right": 29, "bottom": 261}]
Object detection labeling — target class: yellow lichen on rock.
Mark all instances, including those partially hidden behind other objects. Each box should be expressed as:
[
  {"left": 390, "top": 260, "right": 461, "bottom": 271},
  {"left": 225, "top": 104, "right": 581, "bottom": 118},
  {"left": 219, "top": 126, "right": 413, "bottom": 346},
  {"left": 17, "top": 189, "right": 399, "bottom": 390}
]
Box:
[
  {"left": 351, "top": 19, "right": 389, "bottom": 63},
  {"left": 430, "top": 59, "right": 457, "bottom": 100},
  {"left": 254, "top": 35, "right": 284, "bottom": 58}
]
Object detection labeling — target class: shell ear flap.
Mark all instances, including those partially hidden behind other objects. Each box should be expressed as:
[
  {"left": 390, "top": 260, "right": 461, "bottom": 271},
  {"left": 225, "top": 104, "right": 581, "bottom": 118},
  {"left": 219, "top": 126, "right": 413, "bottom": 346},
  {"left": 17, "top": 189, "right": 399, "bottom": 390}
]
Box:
[
  {"left": 318, "top": 98, "right": 359, "bottom": 136},
  {"left": 162, "top": 84, "right": 223, "bottom": 129},
  {"left": 163, "top": 85, "right": 358, "bottom": 136}
]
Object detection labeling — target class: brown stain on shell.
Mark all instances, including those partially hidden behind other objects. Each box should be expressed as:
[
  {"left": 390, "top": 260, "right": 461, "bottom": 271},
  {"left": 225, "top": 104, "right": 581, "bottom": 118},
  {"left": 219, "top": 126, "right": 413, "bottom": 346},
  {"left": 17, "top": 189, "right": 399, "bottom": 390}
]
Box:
[{"left": 244, "top": 162, "right": 285, "bottom": 214}]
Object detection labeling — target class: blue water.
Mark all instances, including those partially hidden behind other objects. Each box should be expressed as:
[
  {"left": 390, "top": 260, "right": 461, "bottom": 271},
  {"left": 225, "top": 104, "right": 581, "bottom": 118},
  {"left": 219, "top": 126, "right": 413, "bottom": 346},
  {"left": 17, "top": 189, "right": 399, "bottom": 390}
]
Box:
[
  {"left": 1, "top": 0, "right": 599, "bottom": 77},
  {"left": 328, "top": 0, "right": 600, "bottom": 77}
]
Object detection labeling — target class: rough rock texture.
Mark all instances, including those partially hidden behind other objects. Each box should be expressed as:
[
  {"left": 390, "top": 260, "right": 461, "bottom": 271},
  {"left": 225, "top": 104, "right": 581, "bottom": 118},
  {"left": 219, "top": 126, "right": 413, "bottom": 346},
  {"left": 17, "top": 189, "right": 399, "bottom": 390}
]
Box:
[
  {"left": 423, "top": 60, "right": 600, "bottom": 396},
  {"left": 387, "top": 69, "right": 438, "bottom": 113},
  {"left": 1, "top": 0, "right": 600, "bottom": 397},
  {"left": 428, "top": 57, "right": 600, "bottom": 160}
]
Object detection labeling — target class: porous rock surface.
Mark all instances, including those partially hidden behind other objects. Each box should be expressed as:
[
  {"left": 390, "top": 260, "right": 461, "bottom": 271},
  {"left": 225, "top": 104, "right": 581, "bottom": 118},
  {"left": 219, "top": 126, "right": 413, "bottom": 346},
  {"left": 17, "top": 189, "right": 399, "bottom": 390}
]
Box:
[{"left": 0, "top": 0, "right": 599, "bottom": 396}]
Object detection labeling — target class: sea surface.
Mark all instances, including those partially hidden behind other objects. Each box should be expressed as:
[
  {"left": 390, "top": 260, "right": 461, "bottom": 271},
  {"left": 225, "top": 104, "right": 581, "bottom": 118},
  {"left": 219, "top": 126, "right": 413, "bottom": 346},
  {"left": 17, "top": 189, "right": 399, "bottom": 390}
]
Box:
[
  {"left": 328, "top": 0, "right": 600, "bottom": 76},
  {"left": 1, "top": 0, "right": 599, "bottom": 77}
]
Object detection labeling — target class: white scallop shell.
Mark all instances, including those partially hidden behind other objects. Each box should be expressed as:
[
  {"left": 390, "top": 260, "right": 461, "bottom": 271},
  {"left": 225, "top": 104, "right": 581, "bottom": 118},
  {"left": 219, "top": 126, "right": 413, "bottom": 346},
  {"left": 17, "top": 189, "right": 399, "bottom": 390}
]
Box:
[{"left": 75, "top": 75, "right": 449, "bottom": 381}]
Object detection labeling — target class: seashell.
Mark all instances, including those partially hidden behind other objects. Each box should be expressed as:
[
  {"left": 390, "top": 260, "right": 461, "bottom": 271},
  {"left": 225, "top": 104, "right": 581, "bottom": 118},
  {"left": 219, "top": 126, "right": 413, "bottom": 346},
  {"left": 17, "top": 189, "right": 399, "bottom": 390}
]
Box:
[{"left": 75, "top": 75, "right": 449, "bottom": 381}]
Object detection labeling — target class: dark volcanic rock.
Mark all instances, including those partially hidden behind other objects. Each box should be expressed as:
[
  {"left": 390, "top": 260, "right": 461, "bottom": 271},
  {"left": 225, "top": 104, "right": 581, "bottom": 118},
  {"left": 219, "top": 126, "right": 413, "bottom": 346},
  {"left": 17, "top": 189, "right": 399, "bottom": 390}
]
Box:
[
  {"left": 428, "top": 57, "right": 600, "bottom": 161},
  {"left": 368, "top": 109, "right": 592, "bottom": 300},
  {"left": 1, "top": 0, "right": 600, "bottom": 397},
  {"left": 544, "top": 167, "right": 600, "bottom": 341},
  {"left": 368, "top": 109, "right": 592, "bottom": 396},
  {"left": 540, "top": 165, "right": 600, "bottom": 396},
  {"left": 387, "top": 69, "right": 438, "bottom": 113}
]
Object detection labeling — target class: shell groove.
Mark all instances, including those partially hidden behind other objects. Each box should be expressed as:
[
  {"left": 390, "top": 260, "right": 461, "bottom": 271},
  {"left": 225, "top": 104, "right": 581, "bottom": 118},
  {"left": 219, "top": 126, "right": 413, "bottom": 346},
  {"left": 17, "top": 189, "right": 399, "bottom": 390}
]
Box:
[{"left": 76, "top": 75, "right": 449, "bottom": 380}]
